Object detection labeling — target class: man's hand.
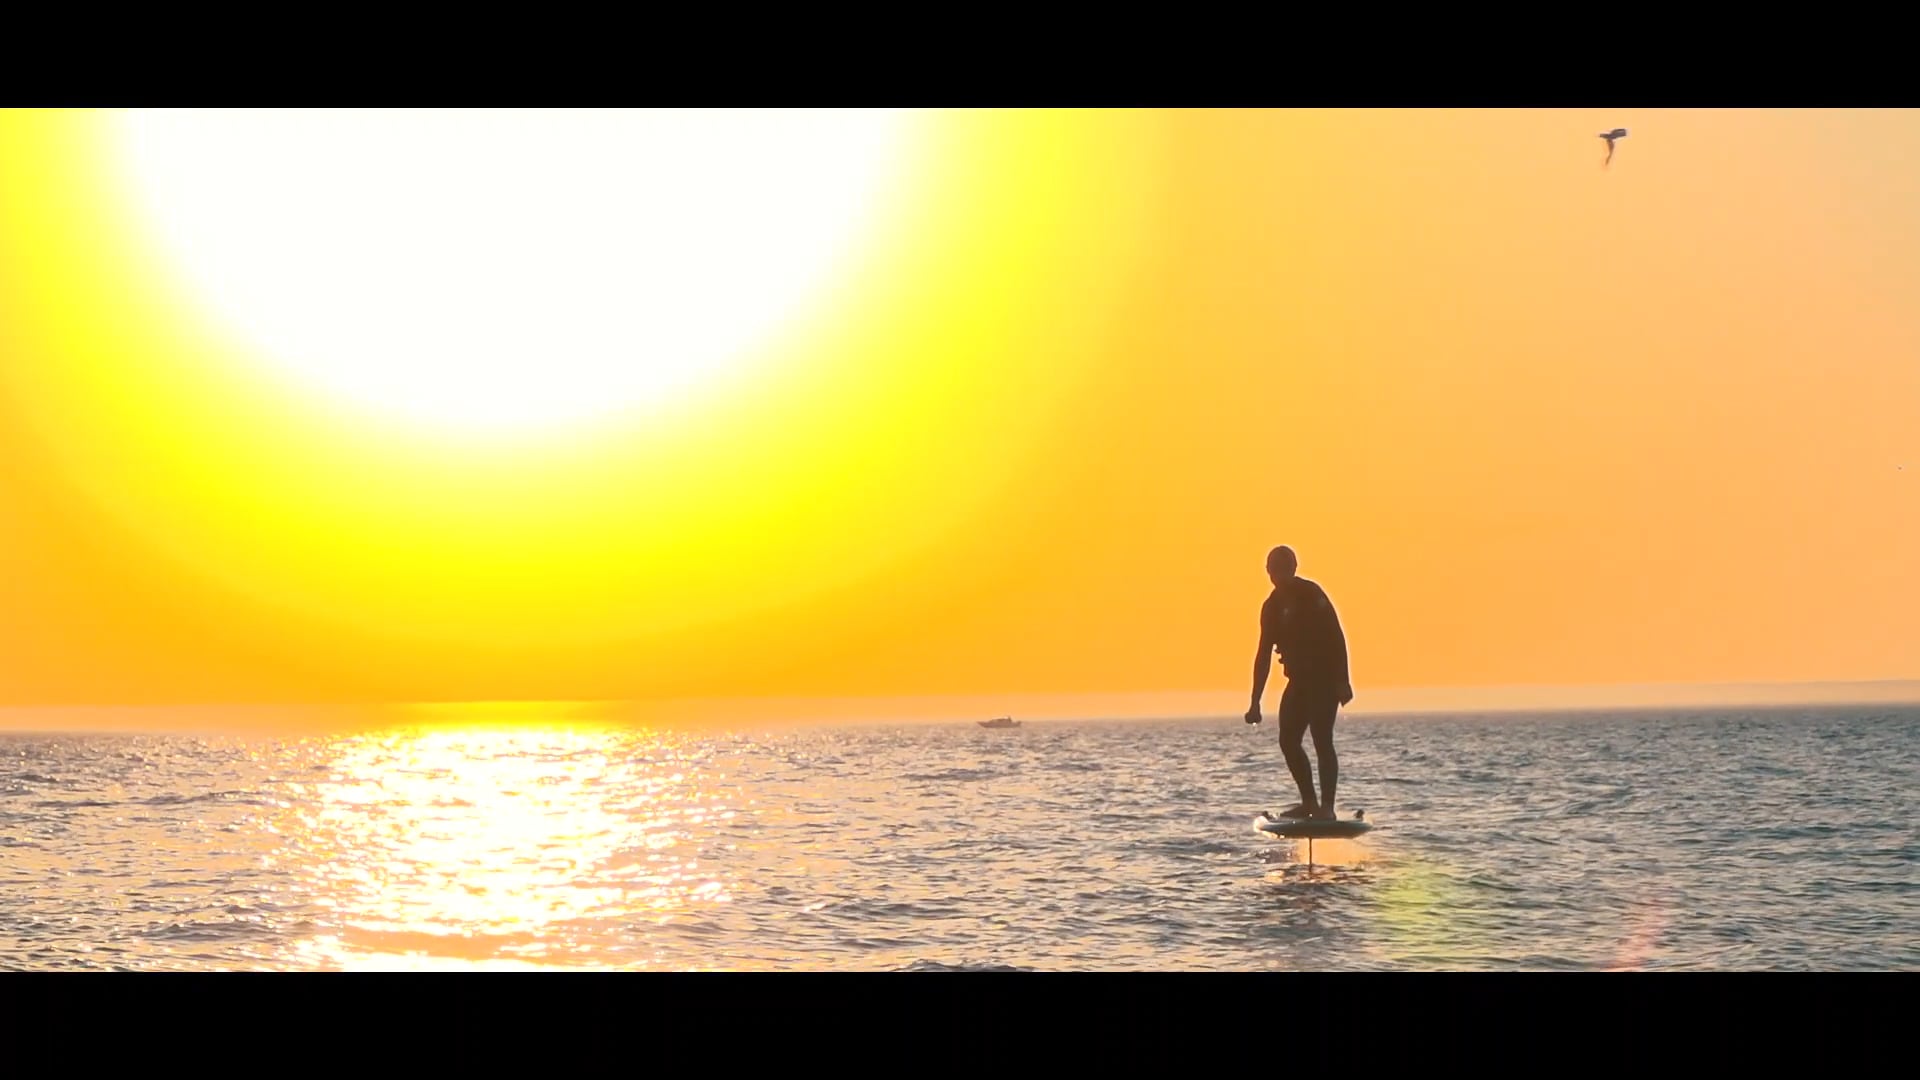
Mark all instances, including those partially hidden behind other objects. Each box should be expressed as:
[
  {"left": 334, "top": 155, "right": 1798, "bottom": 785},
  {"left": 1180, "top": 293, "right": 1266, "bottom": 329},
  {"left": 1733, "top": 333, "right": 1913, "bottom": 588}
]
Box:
[
  {"left": 1245, "top": 706, "right": 1262, "bottom": 725},
  {"left": 1339, "top": 684, "right": 1354, "bottom": 706}
]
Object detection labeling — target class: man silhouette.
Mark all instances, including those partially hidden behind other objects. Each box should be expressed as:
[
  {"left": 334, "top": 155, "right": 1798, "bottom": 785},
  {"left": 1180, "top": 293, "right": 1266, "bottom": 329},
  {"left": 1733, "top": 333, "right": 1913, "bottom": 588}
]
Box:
[{"left": 1245, "top": 545, "right": 1352, "bottom": 820}]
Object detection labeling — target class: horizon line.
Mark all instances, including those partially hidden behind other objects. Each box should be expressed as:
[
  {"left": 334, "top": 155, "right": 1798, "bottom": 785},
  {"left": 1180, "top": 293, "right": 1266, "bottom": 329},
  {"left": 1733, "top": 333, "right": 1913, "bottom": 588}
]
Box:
[{"left": 2, "top": 676, "right": 1917, "bottom": 733}]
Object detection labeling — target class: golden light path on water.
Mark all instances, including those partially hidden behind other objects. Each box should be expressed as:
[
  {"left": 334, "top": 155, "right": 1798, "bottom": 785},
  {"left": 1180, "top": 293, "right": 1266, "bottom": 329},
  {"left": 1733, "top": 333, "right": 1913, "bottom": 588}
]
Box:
[
  {"left": 5, "top": 708, "right": 1894, "bottom": 970},
  {"left": 242, "top": 718, "right": 1576, "bottom": 971},
  {"left": 262, "top": 716, "right": 737, "bottom": 971}
]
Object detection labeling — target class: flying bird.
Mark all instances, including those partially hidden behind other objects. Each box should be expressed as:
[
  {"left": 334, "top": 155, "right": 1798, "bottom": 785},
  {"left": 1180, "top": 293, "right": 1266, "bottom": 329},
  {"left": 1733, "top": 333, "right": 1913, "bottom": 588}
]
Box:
[{"left": 1600, "top": 128, "right": 1628, "bottom": 167}]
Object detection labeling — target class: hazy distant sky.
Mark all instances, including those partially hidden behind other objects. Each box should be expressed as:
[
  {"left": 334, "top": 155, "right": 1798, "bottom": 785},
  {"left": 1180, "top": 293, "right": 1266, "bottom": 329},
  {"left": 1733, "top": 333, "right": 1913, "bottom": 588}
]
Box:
[{"left": 3, "top": 109, "right": 1916, "bottom": 707}]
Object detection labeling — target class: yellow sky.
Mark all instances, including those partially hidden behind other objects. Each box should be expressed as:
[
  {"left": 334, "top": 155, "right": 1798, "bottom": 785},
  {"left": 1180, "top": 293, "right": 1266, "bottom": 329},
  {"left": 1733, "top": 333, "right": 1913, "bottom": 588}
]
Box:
[{"left": 2, "top": 108, "right": 1916, "bottom": 711}]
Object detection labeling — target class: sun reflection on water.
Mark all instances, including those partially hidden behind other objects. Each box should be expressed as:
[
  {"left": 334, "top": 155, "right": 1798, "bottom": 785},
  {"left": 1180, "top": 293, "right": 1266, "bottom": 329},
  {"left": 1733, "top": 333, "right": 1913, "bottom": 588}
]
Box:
[
  {"left": 266, "top": 718, "right": 736, "bottom": 970},
  {"left": 1261, "top": 835, "right": 1375, "bottom": 870}
]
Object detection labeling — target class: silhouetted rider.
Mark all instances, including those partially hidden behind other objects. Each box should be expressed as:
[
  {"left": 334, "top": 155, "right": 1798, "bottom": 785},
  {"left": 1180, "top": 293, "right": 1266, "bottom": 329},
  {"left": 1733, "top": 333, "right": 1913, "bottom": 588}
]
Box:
[{"left": 1246, "top": 545, "right": 1352, "bottom": 821}]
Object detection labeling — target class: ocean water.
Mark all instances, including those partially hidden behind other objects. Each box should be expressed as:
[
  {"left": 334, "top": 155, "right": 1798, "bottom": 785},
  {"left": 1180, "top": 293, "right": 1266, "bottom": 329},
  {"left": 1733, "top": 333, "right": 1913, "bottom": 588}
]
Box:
[{"left": 1, "top": 705, "right": 1914, "bottom": 971}]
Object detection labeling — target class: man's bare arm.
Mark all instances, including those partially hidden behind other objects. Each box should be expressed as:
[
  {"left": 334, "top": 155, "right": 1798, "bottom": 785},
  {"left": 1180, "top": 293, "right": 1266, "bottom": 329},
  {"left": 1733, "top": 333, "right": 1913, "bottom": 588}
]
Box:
[{"left": 1247, "top": 633, "right": 1276, "bottom": 723}]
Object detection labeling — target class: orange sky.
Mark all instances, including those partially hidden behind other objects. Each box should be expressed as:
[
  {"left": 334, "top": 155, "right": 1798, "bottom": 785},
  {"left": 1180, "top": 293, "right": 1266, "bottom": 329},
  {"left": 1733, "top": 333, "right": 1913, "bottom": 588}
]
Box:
[{"left": 2, "top": 108, "right": 1916, "bottom": 711}]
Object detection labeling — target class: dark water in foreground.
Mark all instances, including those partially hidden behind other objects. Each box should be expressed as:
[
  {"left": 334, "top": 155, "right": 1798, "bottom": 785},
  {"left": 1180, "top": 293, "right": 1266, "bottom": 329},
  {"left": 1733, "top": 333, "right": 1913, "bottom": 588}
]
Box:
[{"left": 1, "top": 705, "right": 1914, "bottom": 970}]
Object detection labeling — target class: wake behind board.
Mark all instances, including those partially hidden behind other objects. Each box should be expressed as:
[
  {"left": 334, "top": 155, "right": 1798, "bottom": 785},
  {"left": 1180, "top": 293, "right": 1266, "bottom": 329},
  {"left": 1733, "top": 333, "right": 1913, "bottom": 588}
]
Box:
[{"left": 1254, "top": 811, "right": 1373, "bottom": 840}]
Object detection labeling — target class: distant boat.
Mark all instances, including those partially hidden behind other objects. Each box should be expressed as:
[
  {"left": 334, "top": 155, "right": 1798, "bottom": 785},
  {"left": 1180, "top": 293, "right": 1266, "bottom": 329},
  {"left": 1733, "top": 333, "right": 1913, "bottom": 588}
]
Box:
[{"left": 977, "top": 716, "right": 1020, "bottom": 729}]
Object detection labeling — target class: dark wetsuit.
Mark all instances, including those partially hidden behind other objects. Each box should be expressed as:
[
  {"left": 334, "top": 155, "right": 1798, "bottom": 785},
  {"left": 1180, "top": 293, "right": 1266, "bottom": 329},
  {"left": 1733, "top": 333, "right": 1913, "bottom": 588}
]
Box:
[{"left": 1261, "top": 577, "right": 1350, "bottom": 743}]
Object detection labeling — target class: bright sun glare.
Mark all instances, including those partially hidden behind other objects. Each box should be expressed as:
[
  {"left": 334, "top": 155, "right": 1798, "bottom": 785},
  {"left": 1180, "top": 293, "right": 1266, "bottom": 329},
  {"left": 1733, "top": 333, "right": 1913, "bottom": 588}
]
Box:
[{"left": 112, "top": 108, "right": 911, "bottom": 436}]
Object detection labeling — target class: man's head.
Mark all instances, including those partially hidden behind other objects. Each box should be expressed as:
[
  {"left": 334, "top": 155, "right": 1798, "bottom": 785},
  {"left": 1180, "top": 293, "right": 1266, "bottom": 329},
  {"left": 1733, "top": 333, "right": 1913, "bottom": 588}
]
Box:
[{"left": 1266, "top": 545, "right": 1298, "bottom": 587}]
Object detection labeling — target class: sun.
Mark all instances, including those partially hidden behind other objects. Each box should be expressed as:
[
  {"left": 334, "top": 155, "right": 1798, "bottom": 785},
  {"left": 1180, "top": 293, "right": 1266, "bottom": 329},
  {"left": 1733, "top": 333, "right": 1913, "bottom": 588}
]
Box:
[{"left": 109, "top": 108, "right": 912, "bottom": 437}]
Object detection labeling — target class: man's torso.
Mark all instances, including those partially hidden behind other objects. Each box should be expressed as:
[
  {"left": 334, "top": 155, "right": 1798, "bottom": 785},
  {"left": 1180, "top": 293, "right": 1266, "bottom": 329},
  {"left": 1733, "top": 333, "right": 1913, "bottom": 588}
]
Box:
[{"left": 1263, "top": 578, "right": 1345, "bottom": 684}]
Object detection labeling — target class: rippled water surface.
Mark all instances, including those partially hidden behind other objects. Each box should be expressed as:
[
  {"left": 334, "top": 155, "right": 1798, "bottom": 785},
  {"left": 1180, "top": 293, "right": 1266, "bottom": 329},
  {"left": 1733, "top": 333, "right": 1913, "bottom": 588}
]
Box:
[{"left": 2, "top": 705, "right": 1914, "bottom": 970}]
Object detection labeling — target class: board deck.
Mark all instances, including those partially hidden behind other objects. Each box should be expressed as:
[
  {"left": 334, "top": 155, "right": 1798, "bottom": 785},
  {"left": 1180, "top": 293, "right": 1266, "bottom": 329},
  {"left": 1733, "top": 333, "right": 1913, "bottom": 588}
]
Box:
[{"left": 1253, "top": 812, "right": 1374, "bottom": 840}]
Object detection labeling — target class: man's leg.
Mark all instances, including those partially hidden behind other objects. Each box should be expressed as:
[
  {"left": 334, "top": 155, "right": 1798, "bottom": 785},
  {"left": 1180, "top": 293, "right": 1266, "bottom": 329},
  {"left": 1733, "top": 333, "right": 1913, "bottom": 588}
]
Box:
[
  {"left": 1307, "top": 687, "right": 1338, "bottom": 819},
  {"left": 1277, "top": 681, "right": 1319, "bottom": 816}
]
